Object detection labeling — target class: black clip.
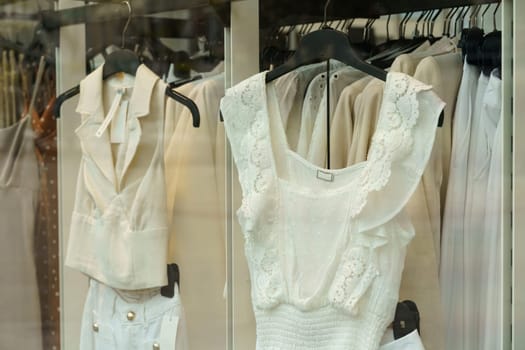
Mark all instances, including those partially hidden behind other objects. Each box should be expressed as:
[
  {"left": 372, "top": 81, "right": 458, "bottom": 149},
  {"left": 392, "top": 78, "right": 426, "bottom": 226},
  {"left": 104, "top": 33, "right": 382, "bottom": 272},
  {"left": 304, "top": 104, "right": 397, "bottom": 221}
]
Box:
[
  {"left": 160, "top": 263, "right": 180, "bottom": 298},
  {"left": 393, "top": 300, "right": 420, "bottom": 339}
]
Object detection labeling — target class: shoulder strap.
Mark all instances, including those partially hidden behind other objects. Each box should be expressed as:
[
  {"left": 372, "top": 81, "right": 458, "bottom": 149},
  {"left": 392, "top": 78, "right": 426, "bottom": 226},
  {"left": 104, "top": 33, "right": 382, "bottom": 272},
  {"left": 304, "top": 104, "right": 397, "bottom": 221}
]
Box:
[
  {"left": 220, "top": 73, "right": 269, "bottom": 196},
  {"left": 355, "top": 72, "right": 445, "bottom": 232}
]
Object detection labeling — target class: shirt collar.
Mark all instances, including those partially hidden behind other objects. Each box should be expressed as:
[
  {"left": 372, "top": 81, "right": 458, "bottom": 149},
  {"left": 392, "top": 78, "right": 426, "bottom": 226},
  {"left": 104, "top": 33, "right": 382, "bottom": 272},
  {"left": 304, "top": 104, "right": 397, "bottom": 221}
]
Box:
[{"left": 75, "top": 63, "right": 159, "bottom": 118}]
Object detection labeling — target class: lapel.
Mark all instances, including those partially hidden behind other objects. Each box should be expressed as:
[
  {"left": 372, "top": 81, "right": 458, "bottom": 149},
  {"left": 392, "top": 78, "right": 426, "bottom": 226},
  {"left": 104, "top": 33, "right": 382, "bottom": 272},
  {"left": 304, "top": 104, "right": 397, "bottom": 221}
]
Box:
[
  {"left": 75, "top": 64, "right": 160, "bottom": 191},
  {"left": 75, "top": 65, "right": 116, "bottom": 187},
  {"left": 119, "top": 65, "right": 159, "bottom": 185}
]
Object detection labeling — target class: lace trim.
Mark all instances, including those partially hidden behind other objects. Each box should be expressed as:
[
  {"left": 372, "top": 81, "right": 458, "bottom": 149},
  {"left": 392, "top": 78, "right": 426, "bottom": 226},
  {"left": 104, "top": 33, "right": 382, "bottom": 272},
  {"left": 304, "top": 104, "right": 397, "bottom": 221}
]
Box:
[
  {"left": 222, "top": 74, "right": 284, "bottom": 309},
  {"left": 223, "top": 71, "right": 431, "bottom": 311},
  {"left": 328, "top": 247, "right": 380, "bottom": 316},
  {"left": 349, "top": 72, "right": 431, "bottom": 217}
]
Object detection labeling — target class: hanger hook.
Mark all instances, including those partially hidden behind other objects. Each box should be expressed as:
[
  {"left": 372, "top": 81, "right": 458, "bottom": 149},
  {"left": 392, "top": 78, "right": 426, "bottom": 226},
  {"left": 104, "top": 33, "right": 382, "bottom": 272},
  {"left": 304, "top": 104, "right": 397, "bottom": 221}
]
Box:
[
  {"left": 493, "top": 1, "right": 501, "bottom": 31},
  {"left": 443, "top": 8, "right": 453, "bottom": 36},
  {"left": 430, "top": 9, "right": 442, "bottom": 37},
  {"left": 481, "top": 3, "right": 491, "bottom": 30},
  {"left": 415, "top": 10, "right": 427, "bottom": 38},
  {"left": 424, "top": 10, "right": 433, "bottom": 37},
  {"left": 446, "top": 7, "right": 459, "bottom": 36},
  {"left": 323, "top": 0, "right": 331, "bottom": 28},
  {"left": 121, "top": 1, "right": 132, "bottom": 48}
]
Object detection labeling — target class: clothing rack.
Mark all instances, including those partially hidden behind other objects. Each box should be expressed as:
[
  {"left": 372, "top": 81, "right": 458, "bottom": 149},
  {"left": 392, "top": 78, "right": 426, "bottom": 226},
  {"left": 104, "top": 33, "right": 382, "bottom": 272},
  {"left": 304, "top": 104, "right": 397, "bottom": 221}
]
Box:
[
  {"left": 86, "top": 17, "right": 204, "bottom": 41},
  {"left": 260, "top": 0, "right": 500, "bottom": 28},
  {"left": 40, "top": 0, "right": 234, "bottom": 31}
]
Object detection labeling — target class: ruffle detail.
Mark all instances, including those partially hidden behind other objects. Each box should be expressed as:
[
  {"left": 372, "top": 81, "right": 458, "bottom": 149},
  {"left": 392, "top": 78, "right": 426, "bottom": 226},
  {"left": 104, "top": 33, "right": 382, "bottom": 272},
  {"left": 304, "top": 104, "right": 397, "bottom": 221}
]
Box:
[
  {"left": 221, "top": 70, "right": 438, "bottom": 317},
  {"left": 349, "top": 72, "right": 432, "bottom": 218},
  {"left": 221, "top": 73, "right": 285, "bottom": 309}
]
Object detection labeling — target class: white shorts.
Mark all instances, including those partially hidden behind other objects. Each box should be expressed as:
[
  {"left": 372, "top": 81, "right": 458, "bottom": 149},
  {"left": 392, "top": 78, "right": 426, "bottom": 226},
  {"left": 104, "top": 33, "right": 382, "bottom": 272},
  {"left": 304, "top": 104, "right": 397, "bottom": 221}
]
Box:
[
  {"left": 379, "top": 330, "right": 425, "bottom": 350},
  {"left": 80, "top": 279, "right": 188, "bottom": 350}
]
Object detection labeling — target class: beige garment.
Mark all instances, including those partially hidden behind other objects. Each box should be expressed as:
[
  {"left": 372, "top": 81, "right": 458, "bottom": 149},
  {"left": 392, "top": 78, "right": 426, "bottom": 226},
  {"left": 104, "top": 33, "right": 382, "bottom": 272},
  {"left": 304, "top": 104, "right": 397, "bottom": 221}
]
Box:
[
  {"left": 350, "top": 74, "right": 445, "bottom": 350},
  {"left": 165, "top": 77, "right": 227, "bottom": 350},
  {"left": 307, "top": 67, "right": 365, "bottom": 167},
  {"left": 274, "top": 63, "right": 327, "bottom": 149},
  {"left": 412, "top": 40, "right": 432, "bottom": 53},
  {"left": 329, "top": 76, "right": 371, "bottom": 169},
  {"left": 164, "top": 82, "right": 196, "bottom": 152},
  {"left": 296, "top": 61, "right": 346, "bottom": 157},
  {"left": 347, "top": 78, "right": 384, "bottom": 165},
  {"left": 413, "top": 53, "right": 463, "bottom": 264},
  {"left": 389, "top": 43, "right": 460, "bottom": 267},
  {"left": 67, "top": 65, "right": 171, "bottom": 290},
  {"left": 390, "top": 54, "right": 421, "bottom": 75},
  {"left": 0, "top": 115, "right": 42, "bottom": 350},
  {"left": 389, "top": 38, "right": 456, "bottom": 76},
  {"left": 389, "top": 50, "right": 450, "bottom": 350},
  {"left": 412, "top": 37, "right": 458, "bottom": 59}
]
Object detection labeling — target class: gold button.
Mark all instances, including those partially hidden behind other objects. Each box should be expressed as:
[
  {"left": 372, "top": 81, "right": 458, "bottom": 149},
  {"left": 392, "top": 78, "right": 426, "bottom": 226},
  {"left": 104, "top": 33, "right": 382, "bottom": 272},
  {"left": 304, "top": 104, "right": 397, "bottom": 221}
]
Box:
[
  {"left": 152, "top": 342, "right": 160, "bottom": 350},
  {"left": 92, "top": 322, "right": 99, "bottom": 332},
  {"left": 126, "top": 311, "right": 136, "bottom": 321}
]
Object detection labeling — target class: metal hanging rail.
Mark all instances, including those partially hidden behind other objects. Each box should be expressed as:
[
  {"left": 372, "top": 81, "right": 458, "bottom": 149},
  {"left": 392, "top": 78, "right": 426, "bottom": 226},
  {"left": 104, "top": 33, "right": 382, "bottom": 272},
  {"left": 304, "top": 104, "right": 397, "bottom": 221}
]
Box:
[
  {"left": 260, "top": 0, "right": 500, "bottom": 28},
  {"left": 40, "top": 0, "right": 233, "bottom": 30}
]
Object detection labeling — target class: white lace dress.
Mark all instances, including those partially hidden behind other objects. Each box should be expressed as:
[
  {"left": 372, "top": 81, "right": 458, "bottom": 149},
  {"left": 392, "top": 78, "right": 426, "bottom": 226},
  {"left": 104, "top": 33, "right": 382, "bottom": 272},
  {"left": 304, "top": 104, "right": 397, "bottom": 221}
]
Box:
[{"left": 221, "top": 71, "right": 444, "bottom": 350}]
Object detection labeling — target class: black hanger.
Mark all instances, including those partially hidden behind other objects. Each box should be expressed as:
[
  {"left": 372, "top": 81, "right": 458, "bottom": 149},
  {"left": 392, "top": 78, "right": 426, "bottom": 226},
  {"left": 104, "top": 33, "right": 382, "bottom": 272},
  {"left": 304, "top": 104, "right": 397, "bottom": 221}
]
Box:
[
  {"left": 443, "top": 7, "right": 460, "bottom": 38},
  {"left": 266, "top": 26, "right": 386, "bottom": 83},
  {"left": 169, "top": 74, "right": 203, "bottom": 89},
  {"left": 166, "top": 86, "right": 200, "bottom": 127},
  {"left": 54, "top": 1, "right": 201, "bottom": 127},
  {"left": 103, "top": 48, "right": 141, "bottom": 77},
  {"left": 54, "top": 62, "right": 200, "bottom": 126},
  {"left": 368, "top": 11, "right": 426, "bottom": 68},
  {"left": 480, "top": 3, "right": 501, "bottom": 77},
  {"left": 480, "top": 30, "right": 501, "bottom": 76}
]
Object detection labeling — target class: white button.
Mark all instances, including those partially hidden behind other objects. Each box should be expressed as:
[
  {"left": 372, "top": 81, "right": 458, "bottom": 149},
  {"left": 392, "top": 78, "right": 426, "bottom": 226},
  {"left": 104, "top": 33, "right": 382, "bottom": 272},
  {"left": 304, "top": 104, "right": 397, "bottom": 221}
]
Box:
[
  {"left": 92, "top": 322, "right": 99, "bottom": 332},
  {"left": 152, "top": 342, "right": 160, "bottom": 350}
]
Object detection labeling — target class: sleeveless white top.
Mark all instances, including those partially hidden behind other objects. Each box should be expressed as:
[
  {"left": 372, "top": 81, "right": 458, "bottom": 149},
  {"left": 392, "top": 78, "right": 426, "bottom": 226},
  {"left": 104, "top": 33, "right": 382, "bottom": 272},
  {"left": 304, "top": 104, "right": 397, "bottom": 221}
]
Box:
[
  {"left": 221, "top": 71, "right": 444, "bottom": 349},
  {"left": 66, "top": 65, "right": 170, "bottom": 289}
]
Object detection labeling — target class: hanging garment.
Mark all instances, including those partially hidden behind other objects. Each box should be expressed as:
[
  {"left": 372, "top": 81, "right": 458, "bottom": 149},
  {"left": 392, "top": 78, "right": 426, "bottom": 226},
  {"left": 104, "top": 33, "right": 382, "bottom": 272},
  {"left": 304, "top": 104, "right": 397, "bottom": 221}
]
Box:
[
  {"left": 460, "top": 71, "right": 491, "bottom": 350},
  {"left": 296, "top": 61, "right": 345, "bottom": 157},
  {"left": 0, "top": 115, "right": 42, "bottom": 350},
  {"left": 440, "top": 61, "right": 482, "bottom": 350},
  {"left": 165, "top": 75, "right": 227, "bottom": 350},
  {"left": 352, "top": 68, "right": 445, "bottom": 350},
  {"left": 80, "top": 279, "right": 188, "bottom": 350},
  {"left": 306, "top": 67, "right": 365, "bottom": 167},
  {"left": 411, "top": 37, "right": 458, "bottom": 59},
  {"left": 347, "top": 78, "right": 384, "bottom": 165},
  {"left": 274, "top": 63, "right": 327, "bottom": 149},
  {"left": 480, "top": 91, "right": 504, "bottom": 350},
  {"left": 464, "top": 71, "right": 502, "bottom": 350},
  {"left": 221, "top": 71, "right": 444, "bottom": 350},
  {"left": 413, "top": 52, "right": 463, "bottom": 264},
  {"left": 390, "top": 54, "right": 420, "bottom": 76},
  {"left": 32, "top": 96, "right": 61, "bottom": 350},
  {"left": 389, "top": 38, "right": 457, "bottom": 76},
  {"left": 329, "top": 76, "right": 372, "bottom": 169},
  {"left": 66, "top": 64, "right": 171, "bottom": 290}
]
